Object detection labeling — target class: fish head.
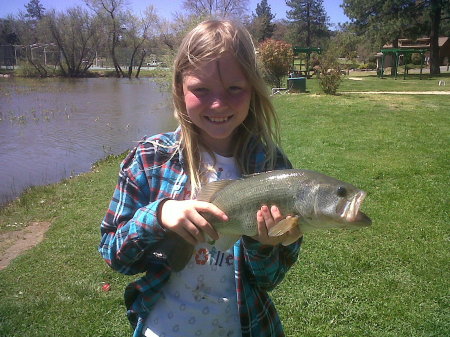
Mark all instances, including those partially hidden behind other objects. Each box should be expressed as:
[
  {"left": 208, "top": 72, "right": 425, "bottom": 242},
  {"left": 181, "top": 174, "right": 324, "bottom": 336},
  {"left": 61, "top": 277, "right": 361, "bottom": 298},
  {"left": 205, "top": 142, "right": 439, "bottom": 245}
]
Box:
[{"left": 294, "top": 174, "right": 371, "bottom": 230}]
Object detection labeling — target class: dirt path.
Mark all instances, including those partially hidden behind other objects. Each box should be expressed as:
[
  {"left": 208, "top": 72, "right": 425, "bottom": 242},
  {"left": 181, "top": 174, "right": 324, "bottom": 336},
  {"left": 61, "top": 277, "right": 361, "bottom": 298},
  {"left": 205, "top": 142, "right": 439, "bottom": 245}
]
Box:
[
  {"left": 341, "top": 91, "right": 450, "bottom": 95},
  {"left": 0, "top": 221, "right": 51, "bottom": 270}
]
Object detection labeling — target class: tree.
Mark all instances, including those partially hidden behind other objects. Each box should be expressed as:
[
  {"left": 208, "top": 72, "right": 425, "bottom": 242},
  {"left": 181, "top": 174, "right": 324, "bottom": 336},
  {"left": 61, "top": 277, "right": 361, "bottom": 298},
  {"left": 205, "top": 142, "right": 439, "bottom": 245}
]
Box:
[
  {"left": 85, "top": 0, "right": 126, "bottom": 77},
  {"left": 0, "top": 17, "right": 21, "bottom": 45},
  {"left": 429, "top": 0, "right": 444, "bottom": 74},
  {"left": 13, "top": 9, "right": 51, "bottom": 76},
  {"left": 286, "top": 0, "right": 330, "bottom": 47},
  {"left": 122, "top": 6, "right": 159, "bottom": 78},
  {"left": 271, "top": 19, "right": 290, "bottom": 41},
  {"left": 327, "top": 29, "right": 359, "bottom": 74},
  {"left": 250, "top": 0, "right": 275, "bottom": 42},
  {"left": 258, "top": 39, "right": 293, "bottom": 87},
  {"left": 46, "top": 7, "right": 104, "bottom": 77},
  {"left": 24, "top": 0, "right": 46, "bottom": 20},
  {"left": 182, "top": 0, "right": 249, "bottom": 19},
  {"left": 342, "top": 0, "right": 449, "bottom": 75}
]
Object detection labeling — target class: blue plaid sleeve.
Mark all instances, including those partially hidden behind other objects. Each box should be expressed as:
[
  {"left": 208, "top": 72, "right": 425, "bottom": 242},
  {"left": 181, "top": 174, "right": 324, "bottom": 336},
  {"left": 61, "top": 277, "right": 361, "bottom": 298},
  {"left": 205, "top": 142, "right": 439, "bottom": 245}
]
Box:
[
  {"left": 99, "top": 145, "right": 169, "bottom": 275},
  {"left": 241, "top": 237, "right": 301, "bottom": 290}
]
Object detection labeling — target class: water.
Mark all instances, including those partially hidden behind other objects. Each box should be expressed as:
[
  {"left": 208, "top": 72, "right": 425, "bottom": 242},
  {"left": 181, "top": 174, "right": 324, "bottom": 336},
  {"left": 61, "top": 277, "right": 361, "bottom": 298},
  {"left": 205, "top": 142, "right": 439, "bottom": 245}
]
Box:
[{"left": 0, "top": 77, "right": 177, "bottom": 206}]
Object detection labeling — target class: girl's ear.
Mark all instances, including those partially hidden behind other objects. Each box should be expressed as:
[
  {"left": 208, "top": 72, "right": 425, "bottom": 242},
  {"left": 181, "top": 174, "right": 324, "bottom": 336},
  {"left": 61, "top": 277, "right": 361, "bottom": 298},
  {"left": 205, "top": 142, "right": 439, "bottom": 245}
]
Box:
[
  {"left": 177, "top": 83, "right": 185, "bottom": 101},
  {"left": 176, "top": 73, "right": 185, "bottom": 94}
]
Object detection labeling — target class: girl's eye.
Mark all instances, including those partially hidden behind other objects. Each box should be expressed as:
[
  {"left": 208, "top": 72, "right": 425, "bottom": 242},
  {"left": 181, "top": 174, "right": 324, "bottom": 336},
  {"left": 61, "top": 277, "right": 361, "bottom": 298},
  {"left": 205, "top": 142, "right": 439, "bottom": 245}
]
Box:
[
  {"left": 193, "top": 87, "right": 208, "bottom": 95},
  {"left": 229, "top": 86, "right": 243, "bottom": 94}
]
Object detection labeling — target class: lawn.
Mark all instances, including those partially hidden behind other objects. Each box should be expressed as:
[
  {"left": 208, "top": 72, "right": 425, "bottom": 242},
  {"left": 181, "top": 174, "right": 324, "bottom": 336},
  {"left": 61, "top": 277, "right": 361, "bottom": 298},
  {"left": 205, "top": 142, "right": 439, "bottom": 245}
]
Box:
[
  {"left": 0, "top": 76, "right": 449, "bottom": 336},
  {"left": 302, "top": 71, "right": 450, "bottom": 93},
  {"left": 272, "top": 92, "right": 449, "bottom": 337}
]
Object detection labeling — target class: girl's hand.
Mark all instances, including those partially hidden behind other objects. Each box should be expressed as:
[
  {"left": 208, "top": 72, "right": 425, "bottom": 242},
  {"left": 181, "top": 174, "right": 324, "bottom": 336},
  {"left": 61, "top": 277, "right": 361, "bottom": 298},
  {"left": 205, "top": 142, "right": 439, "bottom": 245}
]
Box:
[
  {"left": 160, "top": 200, "right": 227, "bottom": 245},
  {"left": 253, "top": 205, "right": 303, "bottom": 246}
]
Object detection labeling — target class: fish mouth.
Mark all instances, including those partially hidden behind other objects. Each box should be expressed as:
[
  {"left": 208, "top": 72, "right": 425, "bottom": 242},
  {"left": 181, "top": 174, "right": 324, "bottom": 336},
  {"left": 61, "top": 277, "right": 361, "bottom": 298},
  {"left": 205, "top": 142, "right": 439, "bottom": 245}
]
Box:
[{"left": 341, "top": 191, "right": 371, "bottom": 226}]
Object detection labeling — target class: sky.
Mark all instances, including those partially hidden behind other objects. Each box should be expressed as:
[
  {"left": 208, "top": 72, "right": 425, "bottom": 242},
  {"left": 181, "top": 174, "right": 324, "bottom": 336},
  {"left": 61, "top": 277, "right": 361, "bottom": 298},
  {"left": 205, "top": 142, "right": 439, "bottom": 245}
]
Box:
[{"left": 0, "top": 0, "right": 349, "bottom": 27}]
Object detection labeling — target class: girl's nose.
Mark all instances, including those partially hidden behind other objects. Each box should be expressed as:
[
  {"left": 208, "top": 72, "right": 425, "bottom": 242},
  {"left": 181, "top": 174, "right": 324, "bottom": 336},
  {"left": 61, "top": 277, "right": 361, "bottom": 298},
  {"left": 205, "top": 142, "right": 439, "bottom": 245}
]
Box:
[{"left": 210, "top": 93, "right": 228, "bottom": 110}]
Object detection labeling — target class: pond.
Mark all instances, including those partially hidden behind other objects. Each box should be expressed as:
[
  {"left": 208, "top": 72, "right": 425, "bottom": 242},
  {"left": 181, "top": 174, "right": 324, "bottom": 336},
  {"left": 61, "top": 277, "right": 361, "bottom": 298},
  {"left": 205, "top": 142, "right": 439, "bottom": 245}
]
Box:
[{"left": 0, "top": 77, "right": 177, "bottom": 207}]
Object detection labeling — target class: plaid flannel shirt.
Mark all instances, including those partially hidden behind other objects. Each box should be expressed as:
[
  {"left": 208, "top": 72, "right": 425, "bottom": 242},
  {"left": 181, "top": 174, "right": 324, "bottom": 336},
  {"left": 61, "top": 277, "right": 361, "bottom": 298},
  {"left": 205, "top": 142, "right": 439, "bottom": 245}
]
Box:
[{"left": 99, "top": 129, "right": 302, "bottom": 337}]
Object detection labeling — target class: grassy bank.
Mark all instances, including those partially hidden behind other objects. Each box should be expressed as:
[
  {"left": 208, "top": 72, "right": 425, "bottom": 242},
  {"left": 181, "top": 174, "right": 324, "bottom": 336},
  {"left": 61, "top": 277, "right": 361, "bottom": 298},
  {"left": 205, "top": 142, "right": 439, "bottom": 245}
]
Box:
[
  {"left": 290, "top": 71, "right": 450, "bottom": 94},
  {"left": 0, "top": 85, "right": 449, "bottom": 336}
]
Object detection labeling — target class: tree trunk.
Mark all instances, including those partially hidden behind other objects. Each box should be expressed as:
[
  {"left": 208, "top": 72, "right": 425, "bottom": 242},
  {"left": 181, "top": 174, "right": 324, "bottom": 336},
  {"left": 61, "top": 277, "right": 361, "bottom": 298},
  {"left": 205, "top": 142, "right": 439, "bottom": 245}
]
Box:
[
  {"left": 306, "top": 2, "right": 311, "bottom": 47},
  {"left": 26, "top": 46, "right": 47, "bottom": 77},
  {"left": 111, "top": 33, "right": 123, "bottom": 77},
  {"left": 110, "top": 17, "right": 124, "bottom": 78},
  {"left": 135, "top": 49, "right": 146, "bottom": 78},
  {"left": 127, "top": 46, "right": 140, "bottom": 78},
  {"left": 429, "top": 0, "right": 441, "bottom": 75}
]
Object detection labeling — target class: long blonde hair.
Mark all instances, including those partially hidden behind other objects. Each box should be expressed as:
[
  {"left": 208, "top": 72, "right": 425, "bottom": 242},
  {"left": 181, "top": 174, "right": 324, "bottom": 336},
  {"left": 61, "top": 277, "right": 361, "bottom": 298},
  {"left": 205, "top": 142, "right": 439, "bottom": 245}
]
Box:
[{"left": 172, "top": 19, "right": 282, "bottom": 195}]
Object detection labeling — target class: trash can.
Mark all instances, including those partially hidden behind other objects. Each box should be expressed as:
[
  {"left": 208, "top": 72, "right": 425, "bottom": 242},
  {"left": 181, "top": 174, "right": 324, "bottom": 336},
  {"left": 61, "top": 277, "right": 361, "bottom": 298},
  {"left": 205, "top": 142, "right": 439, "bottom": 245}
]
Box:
[{"left": 288, "top": 77, "right": 306, "bottom": 92}]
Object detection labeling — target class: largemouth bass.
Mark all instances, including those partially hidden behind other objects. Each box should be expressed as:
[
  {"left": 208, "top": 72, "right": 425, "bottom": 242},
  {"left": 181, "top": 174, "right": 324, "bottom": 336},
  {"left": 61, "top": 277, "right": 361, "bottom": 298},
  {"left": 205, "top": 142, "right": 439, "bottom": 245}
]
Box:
[{"left": 153, "top": 169, "right": 371, "bottom": 271}]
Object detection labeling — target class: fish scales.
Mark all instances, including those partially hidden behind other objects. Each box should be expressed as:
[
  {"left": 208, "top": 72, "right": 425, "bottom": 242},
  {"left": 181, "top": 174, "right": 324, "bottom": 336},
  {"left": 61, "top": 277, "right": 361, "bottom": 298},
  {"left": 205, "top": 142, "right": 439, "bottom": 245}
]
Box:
[{"left": 203, "top": 170, "right": 305, "bottom": 236}]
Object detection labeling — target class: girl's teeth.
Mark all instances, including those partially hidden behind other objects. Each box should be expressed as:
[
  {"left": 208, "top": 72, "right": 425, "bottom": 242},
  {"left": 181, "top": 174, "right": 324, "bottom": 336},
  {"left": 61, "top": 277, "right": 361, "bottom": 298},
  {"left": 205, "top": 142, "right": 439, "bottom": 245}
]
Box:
[{"left": 208, "top": 117, "right": 229, "bottom": 122}]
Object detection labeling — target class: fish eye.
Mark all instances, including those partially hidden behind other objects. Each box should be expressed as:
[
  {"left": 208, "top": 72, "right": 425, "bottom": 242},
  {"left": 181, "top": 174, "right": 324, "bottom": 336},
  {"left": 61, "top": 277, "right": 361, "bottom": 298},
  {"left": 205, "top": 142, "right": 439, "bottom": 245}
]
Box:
[{"left": 337, "top": 186, "right": 347, "bottom": 197}]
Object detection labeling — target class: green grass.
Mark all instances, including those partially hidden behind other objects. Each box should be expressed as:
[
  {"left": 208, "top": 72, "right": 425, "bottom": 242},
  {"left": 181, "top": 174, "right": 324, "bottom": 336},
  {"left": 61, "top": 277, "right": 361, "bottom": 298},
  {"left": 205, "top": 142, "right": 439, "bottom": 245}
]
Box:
[
  {"left": 0, "top": 155, "right": 135, "bottom": 336},
  {"left": 88, "top": 67, "right": 171, "bottom": 79},
  {"left": 301, "top": 72, "right": 450, "bottom": 94},
  {"left": 272, "top": 93, "right": 449, "bottom": 336},
  {"left": 1, "top": 77, "right": 449, "bottom": 336}
]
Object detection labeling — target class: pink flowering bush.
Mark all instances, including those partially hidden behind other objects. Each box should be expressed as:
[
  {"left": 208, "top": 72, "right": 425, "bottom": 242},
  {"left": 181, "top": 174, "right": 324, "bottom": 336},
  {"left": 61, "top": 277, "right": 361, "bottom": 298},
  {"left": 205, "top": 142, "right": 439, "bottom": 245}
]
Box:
[{"left": 258, "top": 39, "right": 293, "bottom": 88}]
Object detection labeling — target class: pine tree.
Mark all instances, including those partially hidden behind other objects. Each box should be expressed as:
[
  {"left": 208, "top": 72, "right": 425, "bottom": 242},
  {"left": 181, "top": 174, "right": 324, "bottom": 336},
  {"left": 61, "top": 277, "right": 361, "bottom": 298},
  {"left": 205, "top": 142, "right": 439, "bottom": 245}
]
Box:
[
  {"left": 24, "top": 0, "right": 46, "bottom": 20},
  {"left": 286, "top": 0, "right": 329, "bottom": 47},
  {"left": 252, "top": 0, "right": 275, "bottom": 42}
]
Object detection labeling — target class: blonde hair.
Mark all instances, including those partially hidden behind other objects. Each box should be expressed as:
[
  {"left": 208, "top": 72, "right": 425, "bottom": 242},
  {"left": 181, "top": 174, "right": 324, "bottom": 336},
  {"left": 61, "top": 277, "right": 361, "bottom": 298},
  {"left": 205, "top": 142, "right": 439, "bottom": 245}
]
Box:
[{"left": 172, "top": 19, "right": 282, "bottom": 195}]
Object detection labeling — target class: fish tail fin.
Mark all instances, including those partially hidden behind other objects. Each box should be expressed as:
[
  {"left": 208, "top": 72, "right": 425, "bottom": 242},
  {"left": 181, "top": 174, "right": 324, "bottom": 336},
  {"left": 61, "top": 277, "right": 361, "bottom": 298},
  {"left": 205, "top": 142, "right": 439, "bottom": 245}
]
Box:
[{"left": 268, "top": 216, "right": 300, "bottom": 237}]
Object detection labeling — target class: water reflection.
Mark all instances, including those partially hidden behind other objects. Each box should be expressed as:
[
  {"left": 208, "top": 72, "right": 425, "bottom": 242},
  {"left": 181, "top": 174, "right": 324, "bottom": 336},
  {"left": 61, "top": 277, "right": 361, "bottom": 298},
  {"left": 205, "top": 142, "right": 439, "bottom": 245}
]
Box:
[{"left": 0, "top": 77, "right": 176, "bottom": 206}]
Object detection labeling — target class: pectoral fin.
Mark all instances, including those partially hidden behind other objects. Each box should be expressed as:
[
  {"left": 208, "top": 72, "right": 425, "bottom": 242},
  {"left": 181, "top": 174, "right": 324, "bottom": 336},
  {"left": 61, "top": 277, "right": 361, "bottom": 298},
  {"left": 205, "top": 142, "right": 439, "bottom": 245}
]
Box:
[
  {"left": 268, "top": 216, "right": 300, "bottom": 237},
  {"left": 281, "top": 226, "right": 303, "bottom": 246}
]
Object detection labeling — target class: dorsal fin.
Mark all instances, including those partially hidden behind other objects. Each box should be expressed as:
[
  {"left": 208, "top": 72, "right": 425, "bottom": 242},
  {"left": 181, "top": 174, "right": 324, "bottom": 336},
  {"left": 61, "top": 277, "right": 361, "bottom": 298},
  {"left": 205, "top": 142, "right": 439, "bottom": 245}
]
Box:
[
  {"left": 196, "top": 180, "right": 235, "bottom": 202},
  {"left": 241, "top": 171, "right": 267, "bottom": 179}
]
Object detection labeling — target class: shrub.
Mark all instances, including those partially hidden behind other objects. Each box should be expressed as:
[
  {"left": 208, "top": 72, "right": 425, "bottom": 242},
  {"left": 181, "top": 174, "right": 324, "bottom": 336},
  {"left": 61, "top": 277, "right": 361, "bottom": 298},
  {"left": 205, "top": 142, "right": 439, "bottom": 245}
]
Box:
[
  {"left": 411, "top": 53, "right": 424, "bottom": 65},
  {"left": 258, "top": 39, "right": 293, "bottom": 88},
  {"left": 16, "top": 61, "right": 59, "bottom": 77},
  {"left": 16, "top": 62, "right": 43, "bottom": 77},
  {"left": 317, "top": 53, "right": 342, "bottom": 95}
]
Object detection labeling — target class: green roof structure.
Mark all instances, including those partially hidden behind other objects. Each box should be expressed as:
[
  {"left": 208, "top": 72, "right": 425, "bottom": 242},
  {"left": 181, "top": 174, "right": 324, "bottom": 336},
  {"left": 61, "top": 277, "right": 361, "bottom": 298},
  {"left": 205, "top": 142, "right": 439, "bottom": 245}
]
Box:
[
  {"left": 378, "top": 48, "right": 429, "bottom": 79},
  {"left": 291, "top": 47, "right": 322, "bottom": 78}
]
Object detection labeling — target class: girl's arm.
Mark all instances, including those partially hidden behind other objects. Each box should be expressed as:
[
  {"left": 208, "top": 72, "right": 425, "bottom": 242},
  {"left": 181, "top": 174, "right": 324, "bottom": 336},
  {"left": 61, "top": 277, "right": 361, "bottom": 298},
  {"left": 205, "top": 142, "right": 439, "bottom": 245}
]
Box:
[
  {"left": 99, "top": 141, "right": 228, "bottom": 275},
  {"left": 98, "top": 146, "right": 169, "bottom": 275}
]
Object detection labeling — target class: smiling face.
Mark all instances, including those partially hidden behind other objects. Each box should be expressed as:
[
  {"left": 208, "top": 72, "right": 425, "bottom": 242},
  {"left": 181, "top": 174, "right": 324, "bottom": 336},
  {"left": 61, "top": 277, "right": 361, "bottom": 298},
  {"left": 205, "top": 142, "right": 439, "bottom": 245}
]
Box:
[{"left": 181, "top": 53, "right": 252, "bottom": 156}]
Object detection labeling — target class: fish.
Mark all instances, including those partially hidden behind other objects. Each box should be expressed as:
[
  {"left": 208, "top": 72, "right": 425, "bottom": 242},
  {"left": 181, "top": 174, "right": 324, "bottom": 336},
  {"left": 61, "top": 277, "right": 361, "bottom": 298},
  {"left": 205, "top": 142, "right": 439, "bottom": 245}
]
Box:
[{"left": 152, "top": 169, "right": 372, "bottom": 271}]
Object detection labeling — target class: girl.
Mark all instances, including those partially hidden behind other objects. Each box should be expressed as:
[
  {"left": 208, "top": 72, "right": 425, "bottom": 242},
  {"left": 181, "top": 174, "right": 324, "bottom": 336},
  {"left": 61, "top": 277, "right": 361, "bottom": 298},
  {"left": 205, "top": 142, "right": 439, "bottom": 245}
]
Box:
[{"left": 99, "top": 20, "right": 302, "bottom": 337}]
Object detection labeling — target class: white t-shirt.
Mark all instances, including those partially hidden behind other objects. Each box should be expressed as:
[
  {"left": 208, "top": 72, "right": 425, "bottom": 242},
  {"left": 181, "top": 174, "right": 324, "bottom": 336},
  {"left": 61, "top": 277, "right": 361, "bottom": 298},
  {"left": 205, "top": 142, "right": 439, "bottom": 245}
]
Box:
[{"left": 144, "top": 152, "right": 242, "bottom": 337}]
